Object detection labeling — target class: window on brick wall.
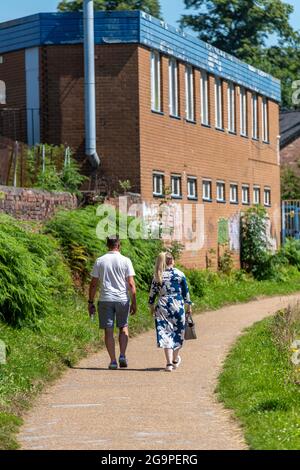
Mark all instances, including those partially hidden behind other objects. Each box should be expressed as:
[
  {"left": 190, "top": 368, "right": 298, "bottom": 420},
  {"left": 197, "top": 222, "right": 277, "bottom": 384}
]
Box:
[
  {"left": 262, "top": 97, "right": 269, "bottom": 142},
  {"left": 151, "top": 51, "right": 161, "bottom": 112},
  {"left": 264, "top": 187, "right": 271, "bottom": 206},
  {"left": 227, "top": 82, "right": 236, "bottom": 133},
  {"left": 203, "top": 179, "right": 212, "bottom": 201},
  {"left": 200, "top": 70, "right": 209, "bottom": 126},
  {"left": 240, "top": 87, "right": 247, "bottom": 137},
  {"left": 253, "top": 186, "right": 261, "bottom": 205},
  {"left": 153, "top": 172, "right": 164, "bottom": 196},
  {"left": 230, "top": 183, "right": 239, "bottom": 204},
  {"left": 217, "top": 181, "right": 226, "bottom": 202},
  {"left": 0, "top": 80, "right": 6, "bottom": 105},
  {"left": 242, "top": 185, "right": 250, "bottom": 205},
  {"left": 215, "top": 77, "right": 223, "bottom": 129},
  {"left": 185, "top": 65, "right": 195, "bottom": 121},
  {"left": 169, "top": 58, "right": 179, "bottom": 117},
  {"left": 171, "top": 174, "right": 182, "bottom": 198},
  {"left": 252, "top": 93, "right": 258, "bottom": 139},
  {"left": 187, "top": 177, "right": 198, "bottom": 200}
]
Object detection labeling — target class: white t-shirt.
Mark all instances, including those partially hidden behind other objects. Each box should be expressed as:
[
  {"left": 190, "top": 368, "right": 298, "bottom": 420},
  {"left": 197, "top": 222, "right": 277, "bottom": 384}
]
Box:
[{"left": 91, "top": 251, "right": 135, "bottom": 302}]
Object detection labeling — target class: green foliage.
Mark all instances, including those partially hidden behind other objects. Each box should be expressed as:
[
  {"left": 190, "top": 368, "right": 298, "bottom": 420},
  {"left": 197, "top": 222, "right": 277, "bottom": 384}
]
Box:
[
  {"left": 277, "top": 239, "right": 300, "bottom": 270},
  {"left": 26, "top": 144, "right": 87, "bottom": 194},
  {"left": 218, "top": 311, "right": 300, "bottom": 449},
  {"left": 241, "top": 206, "right": 274, "bottom": 279},
  {"left": 57, "top": 0, "right": 162, "bottom": 18},
  {"left": 218, "top": 248, "right": 234, "bottom": 275},
  {"left": 180, "top": 0, "right": 300, "bottom": 108},
  {"left": 281, "top": 167, "right": 300, "bottom": 200},
  {"left": 185, "top": 269, "right": 208, "bottom": 298},
  {"left": 119, "top": 179, "right": 132, "bottom": 194},
  {"left": 168, "top": 241, "right": 185, "bottom": 261},
  {"left": 0, "top": 215, "right": 73, "bottom": 328}
]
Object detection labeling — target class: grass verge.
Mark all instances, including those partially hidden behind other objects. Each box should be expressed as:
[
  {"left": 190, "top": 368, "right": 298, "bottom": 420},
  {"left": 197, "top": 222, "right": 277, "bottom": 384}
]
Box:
[{"left": 217, "top": 309, "right": 300, "bottom": 450}]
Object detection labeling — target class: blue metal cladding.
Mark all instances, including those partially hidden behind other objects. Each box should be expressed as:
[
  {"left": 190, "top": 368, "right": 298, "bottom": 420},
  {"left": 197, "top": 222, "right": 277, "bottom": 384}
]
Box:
[{"left": 0, "top": 11, "right": 281, "bottom": 102}]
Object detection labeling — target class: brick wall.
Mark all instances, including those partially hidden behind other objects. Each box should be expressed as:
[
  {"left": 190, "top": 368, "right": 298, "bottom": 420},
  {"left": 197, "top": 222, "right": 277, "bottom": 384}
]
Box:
[
  {"left": 0, "top": 50, "right": 27, "bottom": 142},
  {"left": 0, "top": 186, "right": 77, "bottom": 221},
  {"left": 138, "top": 47, "right": 281, "bottom": 268},
  {"left": 40, "top": 44, "right": 141, "bottom": 192},
  {"left": 281, "top": 136, "right": 300, "bottom": 172}
]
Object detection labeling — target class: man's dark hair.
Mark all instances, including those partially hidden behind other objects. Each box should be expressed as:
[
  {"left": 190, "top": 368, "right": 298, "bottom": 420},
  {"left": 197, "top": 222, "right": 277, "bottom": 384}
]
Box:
[{"left": 107, "top": 235, "right": 120, "bottom": 250}]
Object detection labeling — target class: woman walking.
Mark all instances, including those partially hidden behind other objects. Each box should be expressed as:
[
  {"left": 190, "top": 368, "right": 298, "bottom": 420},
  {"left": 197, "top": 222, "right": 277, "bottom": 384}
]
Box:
[{"left": 149, "top": 252, "right": 193, "bottom": 372}]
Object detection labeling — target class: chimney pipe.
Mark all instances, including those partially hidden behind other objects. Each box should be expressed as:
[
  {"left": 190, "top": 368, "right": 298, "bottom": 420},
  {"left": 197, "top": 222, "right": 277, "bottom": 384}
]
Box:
[{"left": 83, "top": 0, "right": 100, "bottom": 169}]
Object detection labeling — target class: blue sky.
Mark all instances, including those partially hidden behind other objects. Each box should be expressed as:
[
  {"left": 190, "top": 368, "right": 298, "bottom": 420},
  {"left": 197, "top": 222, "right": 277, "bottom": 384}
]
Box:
[{"left": 0, "top": 0, "right": 299, "bottom": 32}]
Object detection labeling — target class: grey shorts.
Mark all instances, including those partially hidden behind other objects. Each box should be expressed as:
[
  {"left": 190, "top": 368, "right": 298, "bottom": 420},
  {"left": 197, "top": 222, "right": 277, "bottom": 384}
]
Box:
[{"left": 98, "top": 301, "right": 130, "bottom": 329}]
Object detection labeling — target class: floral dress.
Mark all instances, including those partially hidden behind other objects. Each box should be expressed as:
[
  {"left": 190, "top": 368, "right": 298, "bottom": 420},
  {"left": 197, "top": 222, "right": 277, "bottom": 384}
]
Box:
[{"left": 149, "top": 267, "right": 192, "bottom": 350}]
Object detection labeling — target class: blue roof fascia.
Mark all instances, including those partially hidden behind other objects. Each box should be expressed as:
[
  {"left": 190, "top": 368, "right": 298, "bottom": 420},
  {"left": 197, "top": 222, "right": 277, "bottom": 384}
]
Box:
[{"left": 0, "top": 11, "right": 281, "bottom": 102}]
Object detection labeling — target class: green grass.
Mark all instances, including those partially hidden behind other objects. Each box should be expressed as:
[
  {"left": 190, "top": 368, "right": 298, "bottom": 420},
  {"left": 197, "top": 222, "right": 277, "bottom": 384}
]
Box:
[{"left": 217, "top": 316, "right": 300, "bottom": 450}]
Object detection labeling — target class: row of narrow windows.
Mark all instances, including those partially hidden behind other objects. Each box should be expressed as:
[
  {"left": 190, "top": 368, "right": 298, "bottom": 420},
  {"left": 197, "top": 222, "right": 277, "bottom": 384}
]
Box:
[
  {"left": 153, "top": 172, "right": 271, "bottom": 207},
  {"left": 151, "top": 51, "right": 270, "bottom": 143},
  {"left": 0, "top": 80, "right": 6, "bottom": 104}
]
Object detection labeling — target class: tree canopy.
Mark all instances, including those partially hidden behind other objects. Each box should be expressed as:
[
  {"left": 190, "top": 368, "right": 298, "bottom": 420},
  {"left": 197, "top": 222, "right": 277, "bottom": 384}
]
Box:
[
  {"left": 180, "top": 0, "right": 300, "bottom": 108},
  {"left": 57, "top": 0, "right": 161, "bottom": 18}
]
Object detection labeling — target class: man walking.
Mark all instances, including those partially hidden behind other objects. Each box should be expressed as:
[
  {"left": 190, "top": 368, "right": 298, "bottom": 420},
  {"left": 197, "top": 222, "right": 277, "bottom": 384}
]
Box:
[{"left": 88, "top": 235, "right": 137, "bottom": 369}]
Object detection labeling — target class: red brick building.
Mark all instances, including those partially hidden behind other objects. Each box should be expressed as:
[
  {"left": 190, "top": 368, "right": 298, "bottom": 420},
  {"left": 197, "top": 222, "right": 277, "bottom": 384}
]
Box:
[{"left": 0, "top": 11, "right": 281, "bottom": 268}]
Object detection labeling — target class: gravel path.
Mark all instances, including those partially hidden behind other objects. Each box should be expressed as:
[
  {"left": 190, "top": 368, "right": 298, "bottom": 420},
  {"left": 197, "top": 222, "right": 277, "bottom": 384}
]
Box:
[{"left": 19, "top": 294, "right": 300, "bottom": 450}]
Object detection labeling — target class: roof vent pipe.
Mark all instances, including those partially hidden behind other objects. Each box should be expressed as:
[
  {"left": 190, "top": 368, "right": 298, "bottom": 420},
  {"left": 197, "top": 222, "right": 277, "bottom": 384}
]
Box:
[{"left": 83, "top": 0, "right": 100, "bottom": 169}]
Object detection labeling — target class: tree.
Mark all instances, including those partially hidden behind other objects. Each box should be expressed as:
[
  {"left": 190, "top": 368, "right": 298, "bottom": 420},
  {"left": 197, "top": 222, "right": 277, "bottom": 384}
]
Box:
[
  {"left": 57, "top": 0, "right": 162, "bottom": 18},
  {"left": 281, "top": 167, "right": 300, "bottom": 200},
  {"left": 180, "top": 0, "right": 300, "bottom": 108}
]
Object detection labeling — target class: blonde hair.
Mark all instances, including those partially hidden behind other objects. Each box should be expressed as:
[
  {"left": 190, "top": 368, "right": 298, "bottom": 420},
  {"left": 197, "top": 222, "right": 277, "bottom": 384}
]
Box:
[{"left": 154, "top": 252, "right": 174, "bottom": 284}]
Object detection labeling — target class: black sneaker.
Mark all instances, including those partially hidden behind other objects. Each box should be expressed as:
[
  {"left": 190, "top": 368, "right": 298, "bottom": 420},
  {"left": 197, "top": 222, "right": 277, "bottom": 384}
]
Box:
[{"left": 119, "top": 355, "right": 128, "bottom": 368}]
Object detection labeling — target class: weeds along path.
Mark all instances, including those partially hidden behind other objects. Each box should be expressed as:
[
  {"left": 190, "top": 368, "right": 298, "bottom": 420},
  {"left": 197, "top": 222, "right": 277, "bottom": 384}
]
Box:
[{"left": 19, "top": 294, "right": 300, "bottom": 450}]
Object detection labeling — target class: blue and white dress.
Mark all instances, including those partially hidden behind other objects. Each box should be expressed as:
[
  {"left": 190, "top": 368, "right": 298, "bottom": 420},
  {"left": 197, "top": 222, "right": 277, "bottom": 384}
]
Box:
[{"left": 149, "top": 268, "right": 192, "bottom": 350}]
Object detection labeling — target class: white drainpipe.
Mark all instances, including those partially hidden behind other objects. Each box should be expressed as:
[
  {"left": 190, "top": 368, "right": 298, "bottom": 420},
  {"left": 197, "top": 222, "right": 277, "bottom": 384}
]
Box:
[{"left": 83, "top": 0, "right": 100, "bottom": 168}]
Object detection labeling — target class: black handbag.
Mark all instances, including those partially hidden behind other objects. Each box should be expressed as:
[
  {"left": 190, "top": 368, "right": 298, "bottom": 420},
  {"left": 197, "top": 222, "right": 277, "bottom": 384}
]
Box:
[{"left": 185, "top": 313, "right": 197, "bottom": 340}]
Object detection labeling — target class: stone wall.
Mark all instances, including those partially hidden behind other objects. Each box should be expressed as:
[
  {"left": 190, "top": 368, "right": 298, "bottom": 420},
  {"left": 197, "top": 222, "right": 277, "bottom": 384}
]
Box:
[{"left": 0, "top": 186, "right": 77, "bottom": 221}]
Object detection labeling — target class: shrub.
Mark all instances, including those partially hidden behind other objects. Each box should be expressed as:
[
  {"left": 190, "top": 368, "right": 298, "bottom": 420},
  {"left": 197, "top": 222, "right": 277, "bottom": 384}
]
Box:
[{"left": 0, "top": 215, "right": 73, "bottom": 328}]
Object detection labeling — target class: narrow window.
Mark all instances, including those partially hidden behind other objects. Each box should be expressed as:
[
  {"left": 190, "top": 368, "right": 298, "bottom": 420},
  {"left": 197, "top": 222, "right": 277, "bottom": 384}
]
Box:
[
  {"left": 171, "top": 174, "right": 182, "bottom": 198},
  {"left": 242, "top": 185, "right": 250, "bottom": 205},
  {"left": 215, "top": 77, "right": 223, "bottom": 129},
  {"left": 264, "top": 188, "right": 271, "bottom": 207},
  {"left": 185, "top": 65, "right": 194, "bottom": 121},
  {"left": 240, "top": 87, "right": 247, "bottom": 136},
  {"left": 188, "top": 177, "right": 198, "bottom": 200},
  {"left": 0, "top": 80, "right": 6, "bottom": 105},
  {"left": 227, "top": 82, "right": 236, "bottom": 133},
  {"left": 200, "top": 70, "right": 209, "bottom": 125},
  {"left": 153, "top": 172, "right": 164, "bottom": 197},
  {"left": 262, "top": 97, "right": 269, "bottom": 142},
  {"left": 169, "top": 58, "right": 179, "bottom": 117},
  {"left": 230, "top": 184, "right": 239, "bottom": 204},
  {"left": 252, "top": 93, "right": 258, "bottom": 139},
  {"left": 151, "top": 51, "right": 161, "bottom": 112},
  {"left": 203, "top": 180, "right": 212, "bottom": 201},
  {"left": 253, "top": 186, "right": 261, "bottom": 205},
  {"left": 217, "top": 181, "right": 226, "bottom": 202}
]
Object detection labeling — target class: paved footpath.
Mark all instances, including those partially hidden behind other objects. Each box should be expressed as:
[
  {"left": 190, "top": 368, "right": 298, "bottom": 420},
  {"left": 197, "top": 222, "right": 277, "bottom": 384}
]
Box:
[{"left": 19, "top": 294, "right": 300, "bottom": 450}]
